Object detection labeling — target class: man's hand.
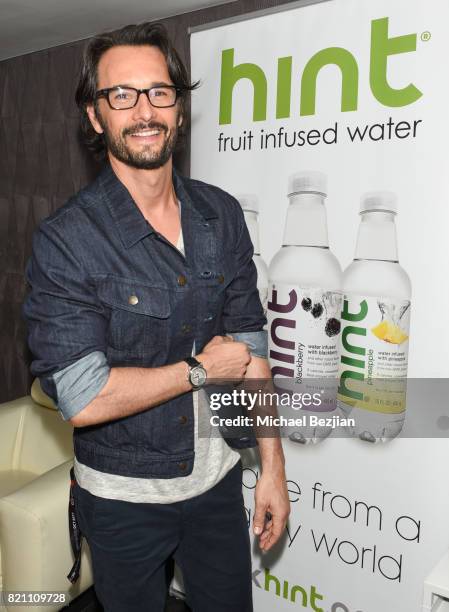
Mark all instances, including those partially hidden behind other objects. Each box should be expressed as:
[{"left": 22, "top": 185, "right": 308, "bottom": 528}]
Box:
[
  {"left": 253, "top": 465, "right": 290, "bottom": 552},
  {"left": 196, "top": 335, "right": 251, "bottom": 380},
  {"left": 242, "top": 355, "right": 291, "bottom": 551}
]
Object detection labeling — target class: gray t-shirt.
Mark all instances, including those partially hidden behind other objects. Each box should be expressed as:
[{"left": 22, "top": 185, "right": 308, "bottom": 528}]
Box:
[{"left": 74, "top": 227, "right": 240, "bottom": 503}]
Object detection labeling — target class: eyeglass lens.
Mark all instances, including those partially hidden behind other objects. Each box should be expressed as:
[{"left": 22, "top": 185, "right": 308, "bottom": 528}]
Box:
[{"left": 108, "top": 87, "right": 176, "bottom": 109}]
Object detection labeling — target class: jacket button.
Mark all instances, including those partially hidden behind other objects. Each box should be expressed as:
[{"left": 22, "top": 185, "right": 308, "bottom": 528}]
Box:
[
  {"left": 181, "top": 324, "right": 192, "bottom": 333},
  {"left": 179, "top": 462, "right": 187, "bottom": 471},
  {"left": 179, "top": 415, "right": 187, "bottom": 424},
  {"left": 177, "top": 274, "right": 187, "bottom": 286},
  {"left": 128, "top": 295, "right": 139, "bottom": 305},
  {"left": 218, "top": 274, "right": 224, "bottom": 284}
]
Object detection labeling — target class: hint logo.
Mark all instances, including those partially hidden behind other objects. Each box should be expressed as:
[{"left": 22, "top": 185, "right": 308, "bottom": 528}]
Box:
[
  {"left": 338, "top": 299, "right": 368, "bottom": 402},
  {"left": 268, "top": 286, "right": 298, "bottom": 379},
  {"left": 253, "top": 567, "right": 324, "bottom": 611},
  {"left": 219, "top": 17, "right": 423, "bottom": 124}
]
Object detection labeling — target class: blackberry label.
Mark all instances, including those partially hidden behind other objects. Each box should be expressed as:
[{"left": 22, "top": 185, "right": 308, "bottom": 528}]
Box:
[{"left": 267, "top": 283, "right": 342, "bottom": 381}]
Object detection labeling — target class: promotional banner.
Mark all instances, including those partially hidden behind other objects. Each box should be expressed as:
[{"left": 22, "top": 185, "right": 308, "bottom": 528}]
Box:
[{"left": 190, "top": 1, "right": 449, "bottom": 611}]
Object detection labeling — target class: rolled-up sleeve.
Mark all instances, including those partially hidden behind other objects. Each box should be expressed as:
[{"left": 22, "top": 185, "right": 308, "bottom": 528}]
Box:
[
  {"left": 22, "top": 221, "right": 110, "bottom": 421},
  {"left": 52, "top": 351, "right": 110, "bottom": 421},
  {"left": 222, "top": 198, "right": 267, "bottom": 358},
  {"left": 228, "top": 330, "right": 267, "bottom": 359}
]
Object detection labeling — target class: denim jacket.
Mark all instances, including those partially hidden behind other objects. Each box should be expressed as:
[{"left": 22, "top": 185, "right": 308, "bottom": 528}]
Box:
[{"left": 22, "top": 164, "right": 267, "bottom": 478}]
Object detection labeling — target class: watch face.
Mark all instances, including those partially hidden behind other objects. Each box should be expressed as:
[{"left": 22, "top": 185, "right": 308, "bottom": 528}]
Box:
[{"left": 191, "top": 366, "right": 207, "bottom": 387}]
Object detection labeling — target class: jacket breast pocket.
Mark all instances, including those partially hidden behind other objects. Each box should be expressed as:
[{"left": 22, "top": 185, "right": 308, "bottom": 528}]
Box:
[{"left": 96, "top": 276, "right": 171, "bottom": 356}]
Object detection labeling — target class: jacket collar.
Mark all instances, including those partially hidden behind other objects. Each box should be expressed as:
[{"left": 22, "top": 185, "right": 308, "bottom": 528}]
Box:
[{"left": 99, "top": 162, "right": 217, "bottom": 250}]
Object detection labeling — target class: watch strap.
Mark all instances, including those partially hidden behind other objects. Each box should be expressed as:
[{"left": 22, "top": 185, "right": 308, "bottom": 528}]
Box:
[{"left": 184, "top": 356, "right": 201, "bottom": 368}]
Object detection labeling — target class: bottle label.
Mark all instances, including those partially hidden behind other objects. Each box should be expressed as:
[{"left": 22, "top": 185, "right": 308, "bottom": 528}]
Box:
[
  {"left": 267, "top": 283, "right": 342, "bottom": 381},
  {"left": 338, "top": 294, "right": 411, "bottom": 414}
]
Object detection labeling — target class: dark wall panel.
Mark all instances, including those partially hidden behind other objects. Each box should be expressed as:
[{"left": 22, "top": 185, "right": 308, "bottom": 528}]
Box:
[{"left": 0, "top": 0, "right": 298, "bottom": 402}]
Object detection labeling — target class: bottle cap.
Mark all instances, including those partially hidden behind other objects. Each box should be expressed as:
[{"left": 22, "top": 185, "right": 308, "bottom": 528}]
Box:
[
  {"left": 287, "top": 171, "right": 327, "bottom": 197},
  {"left": 360, "top": 191, "right": 397, "bottom": 214},
  {"left": 236, "top": 194, "right": 258, "bottom": 214}
]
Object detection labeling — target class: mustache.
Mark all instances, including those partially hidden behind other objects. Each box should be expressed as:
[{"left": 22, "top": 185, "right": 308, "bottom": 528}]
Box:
[{"left": 122, "top": 122, "right": 168, "bottom": 137}]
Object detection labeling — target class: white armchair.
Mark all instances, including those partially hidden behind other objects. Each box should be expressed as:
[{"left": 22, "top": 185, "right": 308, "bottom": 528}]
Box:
[{"left": 0, "top": 380, "right": 94, "bottom": 612}]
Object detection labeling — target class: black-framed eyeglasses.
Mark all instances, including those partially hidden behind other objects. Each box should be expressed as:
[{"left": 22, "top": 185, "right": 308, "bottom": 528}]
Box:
[{"left": 95, "top": 85, "right": 182, "bottom": 110}]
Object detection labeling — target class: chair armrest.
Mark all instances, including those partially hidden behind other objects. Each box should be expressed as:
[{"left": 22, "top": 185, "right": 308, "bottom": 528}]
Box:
[
  {"left": 0, "top": 393, "right": 74, "bottom": 475},
  {"left": 0, "top": 460, "right": 93, "bottom": 612},
  {"left": 0, "top": 397, "right": 30, "bottom": 470},
  {"left": 18, "top": 404, "right": 74, "bottom": 475}
]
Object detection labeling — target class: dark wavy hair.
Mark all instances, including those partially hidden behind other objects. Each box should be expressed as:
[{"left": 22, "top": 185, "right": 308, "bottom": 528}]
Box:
[{"left": 75, "top": 22, "right": 199, "bottom": 159}]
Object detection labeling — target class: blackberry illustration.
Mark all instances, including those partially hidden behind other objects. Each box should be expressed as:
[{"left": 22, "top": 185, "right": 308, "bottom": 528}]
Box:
[
  {"left": 325, "top": 317, "right": 341, "bottom": 337},
  {"left": 311, "top": 303, "right": 323, "bottom": 318},
  {"left": 301, "top": 297, "right": 312, "bottom": 311}
]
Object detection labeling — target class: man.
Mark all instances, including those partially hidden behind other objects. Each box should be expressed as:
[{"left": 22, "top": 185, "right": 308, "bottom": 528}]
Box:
[{"left": 22, "top": 22, "right": 290, "bottom": 612}]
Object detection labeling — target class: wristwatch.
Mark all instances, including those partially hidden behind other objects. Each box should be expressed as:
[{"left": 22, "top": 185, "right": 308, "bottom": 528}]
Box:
[{"left": 184, "top": 357, "right": 207, "bottom": 390}]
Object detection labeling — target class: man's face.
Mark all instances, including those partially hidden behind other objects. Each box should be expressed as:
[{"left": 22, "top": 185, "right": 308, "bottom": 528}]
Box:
[{"left": 87, "top": 45, "right": 182, "bottom": 170}]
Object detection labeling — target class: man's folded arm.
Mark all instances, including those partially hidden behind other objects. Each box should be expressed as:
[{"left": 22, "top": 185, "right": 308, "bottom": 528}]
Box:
[{"left": 22, "top": 222, "right": 191, "bottom": 428}]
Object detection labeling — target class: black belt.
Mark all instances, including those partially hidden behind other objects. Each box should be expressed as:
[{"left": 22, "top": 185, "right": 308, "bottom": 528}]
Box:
[{"left": 67, "top": 466, "right": 83, "bottom": 584}]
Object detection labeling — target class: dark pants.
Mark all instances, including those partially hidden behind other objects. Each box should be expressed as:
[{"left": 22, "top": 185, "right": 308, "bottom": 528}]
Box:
[{"left": 73, "top": 460, "right": 253, "bottom": 612}]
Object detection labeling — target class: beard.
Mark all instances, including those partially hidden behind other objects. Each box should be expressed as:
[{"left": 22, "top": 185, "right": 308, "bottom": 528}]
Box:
[{"left": 97, "top": 112, "right": 180, "bottom": 170}]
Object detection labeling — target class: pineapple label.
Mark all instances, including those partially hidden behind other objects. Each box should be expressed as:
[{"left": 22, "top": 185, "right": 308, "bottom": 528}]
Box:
[
  {"left": 338, "top": 295, "right": 411, "bottom": 414},
  {"left": 268, "top": 283, "right": 342, "bottom": 412}
]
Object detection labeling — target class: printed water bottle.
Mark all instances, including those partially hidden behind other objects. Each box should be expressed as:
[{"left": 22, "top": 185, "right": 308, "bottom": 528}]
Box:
[
  {"left": 338, "top": 192, "right": 411, "bottom": 443},
  {"left": 268, "top": 171, "right": 342, "bottom": 444}
]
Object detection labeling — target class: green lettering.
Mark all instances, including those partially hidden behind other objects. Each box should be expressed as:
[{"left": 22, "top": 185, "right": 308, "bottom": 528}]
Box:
[
  {"left": 310, "top": 585, "right": 324, "bottom": 612},
  {"left": 341, "top": 355, "right": 365, "bottom": 369},
  {"left": 276, "top": 56, "right": 292, "bottom": 119},
  {"left": 370, "top": 17, "right": 422, "bottom": 107},
  {"left": 300, "top": 47, "right": 358, "bottom": 116},
  {"left": 219, "top": 48, "right": 267, "bottom": 125},
  {"left": 341, "top": 299, "right": 368, "bottom": 322},
  {"left": 290, "top": 584, "right": 307, "bottom": 605},
  {"left": 339, "top": 370, "right": 364, "bottom": 401},
  {"left": 342, "top": 326, "right": 366, "bottom": 355},
  {"left": 264, "top": 568, "right": 280, "bottom": 596}
]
